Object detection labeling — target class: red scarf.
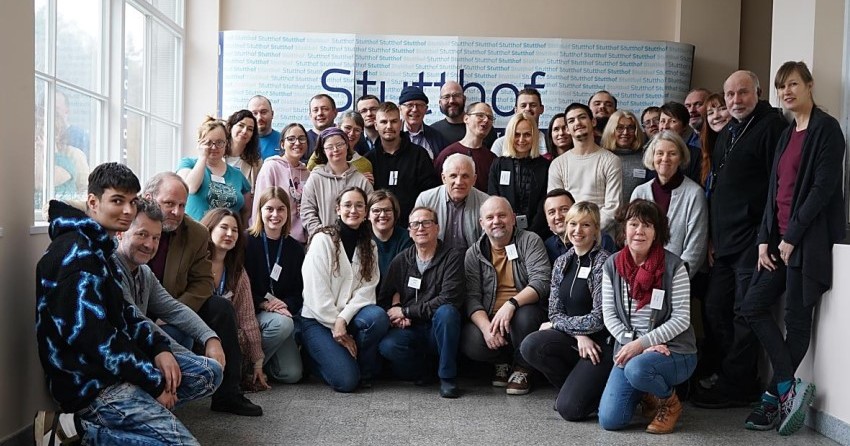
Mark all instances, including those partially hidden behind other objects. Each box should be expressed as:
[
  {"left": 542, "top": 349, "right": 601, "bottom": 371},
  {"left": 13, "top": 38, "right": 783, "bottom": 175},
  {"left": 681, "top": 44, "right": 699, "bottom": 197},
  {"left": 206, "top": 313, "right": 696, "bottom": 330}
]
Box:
[{"left": 614, "top": 243, "right": 665, "bottom": 311}]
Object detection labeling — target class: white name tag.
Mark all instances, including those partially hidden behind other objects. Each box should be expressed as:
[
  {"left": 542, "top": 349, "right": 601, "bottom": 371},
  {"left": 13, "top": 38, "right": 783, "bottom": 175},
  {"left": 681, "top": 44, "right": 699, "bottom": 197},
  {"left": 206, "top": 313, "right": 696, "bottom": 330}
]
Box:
[
  {"left": 633, "top": 168, "right": 646, "bottom": 179},
  {"left": 407, "top": 276, "right": 421, "bottom": 290},
  {"left": 388, "top": 170, "right": 399, "bottom": 186},
  {"left": 650, "top": 288, "right": 665, "bottom": 310},
  {"left": 500, "top": 170, "right": 511, "bottom": 185},
  {"left": 263, "top": 292, "right": 275, "bottom": 301},
  {"left": 222, "top": 291, "right": 234, "bottom": 299},
  {"left": 505, "top": 244, "right": 519, "bottom": 260},
  {"left": 577, "top": 266, "right": 591, "bottom": 279},
  {"left": 270, "top": 263, "right": 282, "bottom": 281},
  {"left": 211, "top": 174, "right": 226, "bottom": 184}
]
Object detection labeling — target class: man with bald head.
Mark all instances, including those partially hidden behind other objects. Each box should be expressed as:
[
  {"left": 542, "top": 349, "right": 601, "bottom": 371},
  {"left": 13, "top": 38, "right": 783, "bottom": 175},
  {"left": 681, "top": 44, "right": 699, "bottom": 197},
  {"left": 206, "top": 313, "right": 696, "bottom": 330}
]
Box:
[
  {"left": 248, "top": 95, "right": 280, "bottom": 160},
  {"left": 431, "top": 81, "right": 498, "bottom": 147},
  {"left": 692, "top": 70, "right": 786, "bottom": 409},
  {"left": 461, "top": 196, "right": 549, "bottom": 395}
]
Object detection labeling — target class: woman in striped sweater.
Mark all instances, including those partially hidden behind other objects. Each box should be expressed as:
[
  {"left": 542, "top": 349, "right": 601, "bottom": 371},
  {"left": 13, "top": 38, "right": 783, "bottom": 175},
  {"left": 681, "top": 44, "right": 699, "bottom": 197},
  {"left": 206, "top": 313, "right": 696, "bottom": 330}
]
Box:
[{"left": 597, "top": 199, "right": 697, "bottom": 434}]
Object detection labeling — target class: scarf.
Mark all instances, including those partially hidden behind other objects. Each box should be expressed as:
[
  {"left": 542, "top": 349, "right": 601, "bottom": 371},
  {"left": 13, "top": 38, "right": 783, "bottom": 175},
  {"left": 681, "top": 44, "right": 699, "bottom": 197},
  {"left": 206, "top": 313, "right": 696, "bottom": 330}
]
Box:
[{"left": 614, "top": 243, "right": 665, "bottom": 311}]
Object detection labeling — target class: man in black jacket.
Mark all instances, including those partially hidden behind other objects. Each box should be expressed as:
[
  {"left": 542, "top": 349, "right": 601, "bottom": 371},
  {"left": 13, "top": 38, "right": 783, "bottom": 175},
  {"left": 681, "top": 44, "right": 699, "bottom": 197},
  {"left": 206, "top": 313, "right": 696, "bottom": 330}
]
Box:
[
  {"left": 377, "top": 206, "right": 465, "bottom": 398},
  {"left": 692, "top": 70, "right": 787, "bottom": 408}
]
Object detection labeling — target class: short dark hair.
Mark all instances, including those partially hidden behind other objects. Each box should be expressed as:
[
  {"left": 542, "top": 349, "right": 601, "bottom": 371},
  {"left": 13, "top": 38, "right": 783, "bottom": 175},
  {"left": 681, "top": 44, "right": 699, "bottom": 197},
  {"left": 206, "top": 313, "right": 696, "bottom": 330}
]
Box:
[
  {"left": 640, "top": 106, "right": 660, "bottom": 124},
  {"left": 615, "top": 199, "right": 670, "bottom": 247},
  {"left": 544, "top": 188, "right": 575, "bottom": 205},
  {"left": 659, "top": 102, "right": 689, "bottom": 126},
  {"left": 310, "top": 93, "right": 337, "bottom": 109},
  {"left": 564, "top": 103, "right": 592, "bottom": 119},
  {"left": 88, "top": 162, "right": 140, "bottom": 198},
  {"left": 589, "top": 90, "right": 618, "bottom": 108},
  {"left": 356, "top": 95, "right": 380, "bottom": 107},
  {"left": 134, "top": 197, "right": 164, "bottom": 223},
  {"left": 516, "top": 88, "right": 542, "bottom": 104},
  {"left": 377, "top": 101, "right": 399, "bottom": 115}
]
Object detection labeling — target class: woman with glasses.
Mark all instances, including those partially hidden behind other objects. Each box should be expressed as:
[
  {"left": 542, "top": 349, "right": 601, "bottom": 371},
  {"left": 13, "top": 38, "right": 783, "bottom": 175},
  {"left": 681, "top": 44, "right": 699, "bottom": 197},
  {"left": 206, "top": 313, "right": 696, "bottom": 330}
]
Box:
[
  {"left": 177, "top": 116, "right": 251, "bottom": 223},
  {"left": 306, "top": 111, "right": 374, "bottom": 183},
  {"left": 698, "top": 93, "right": 731, "bottom": 194},
  {"left": 546, "top": 113, "right": 573, "bottom": 159},
  {"left": 301, "top": 186, "right": 389, "bottom": 392},
  {"left": 225, "top": 110, "right": 263, "bottom": 201},
  {"left": 601, "top": 110, "right": 647, "bottom": 204},
  {"left": 301, "top": 127, "right": 373, "bottom": 236},
  {"left": 253, "top": 123, "right": 312, "bottom": 243},
  {"left": 367, "top": 190, "right": 412, "bottom": 297},
  {"left": 488, "top": 112, "right": 550, "bottom": 238}
]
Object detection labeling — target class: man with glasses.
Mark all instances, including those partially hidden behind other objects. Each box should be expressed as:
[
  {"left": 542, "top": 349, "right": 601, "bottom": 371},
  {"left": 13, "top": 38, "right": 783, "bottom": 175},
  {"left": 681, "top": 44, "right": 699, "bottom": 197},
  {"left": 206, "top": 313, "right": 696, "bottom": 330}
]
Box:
[
  {"left": 434, "top": 102, "right": 497, "bottom": 192},
  {"left": 248, "top": 95, "right": 280, "bottom": 160},
  {"left": 306, "top": 94, "right": 339, "bottom": 162},
  {"left": 490, "top": 88, "right": 548, "bottom": 156},
  {"left": 365, "top": 102, "right": 440, "bottom": 228},
  {"left": 377, "top": 206, "right": 465, "bottom": 398},
  {"left": 398, "top": 86, "right": 447, "bottom": 159},
  {"left": 431, "top": 81, "right": 498, "bottom": 148},
  {"left": 356, "top": 94, "right": 381, "bottom": 152},
  {"left": 640, "top": 106, "right": 661, "bottom": 141}
]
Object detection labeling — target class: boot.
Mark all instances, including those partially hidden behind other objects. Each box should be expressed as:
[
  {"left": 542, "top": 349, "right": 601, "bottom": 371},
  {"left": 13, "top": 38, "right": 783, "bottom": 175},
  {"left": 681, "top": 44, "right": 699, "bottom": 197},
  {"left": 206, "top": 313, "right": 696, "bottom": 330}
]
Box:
[
  {"left": 646, "top": 391, "right": 682, "bottom": 434},
  {"left": 641, "top": 392, "right": 661, "bottom": 419}
]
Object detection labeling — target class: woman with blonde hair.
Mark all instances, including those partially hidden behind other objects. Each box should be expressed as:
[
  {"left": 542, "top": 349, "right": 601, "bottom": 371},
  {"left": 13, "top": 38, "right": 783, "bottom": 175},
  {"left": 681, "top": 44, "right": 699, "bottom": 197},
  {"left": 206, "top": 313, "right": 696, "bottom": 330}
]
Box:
[{"left": 601, "top": 110, "right": 647, "bottom": 203}]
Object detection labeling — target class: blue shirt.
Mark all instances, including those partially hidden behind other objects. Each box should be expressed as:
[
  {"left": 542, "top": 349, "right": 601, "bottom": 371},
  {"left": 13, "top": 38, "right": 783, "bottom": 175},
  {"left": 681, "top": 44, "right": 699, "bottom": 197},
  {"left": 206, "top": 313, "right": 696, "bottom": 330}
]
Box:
[
  {"left": 259, "top": 129, "right": 281, "bottom": 160},
  {"left": 177, "top": 157, "right": 251, "bottom": 221}
]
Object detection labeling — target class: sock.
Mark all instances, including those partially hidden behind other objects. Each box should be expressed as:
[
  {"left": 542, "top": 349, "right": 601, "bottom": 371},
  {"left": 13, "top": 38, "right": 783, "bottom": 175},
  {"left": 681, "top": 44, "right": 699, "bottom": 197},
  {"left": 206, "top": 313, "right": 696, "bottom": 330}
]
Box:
[
  {"left": 762, "top": 391, "right": 778, "bottom": 407},
  {"left": 778, "top": 380, "right": 794, "bottom": 396}
]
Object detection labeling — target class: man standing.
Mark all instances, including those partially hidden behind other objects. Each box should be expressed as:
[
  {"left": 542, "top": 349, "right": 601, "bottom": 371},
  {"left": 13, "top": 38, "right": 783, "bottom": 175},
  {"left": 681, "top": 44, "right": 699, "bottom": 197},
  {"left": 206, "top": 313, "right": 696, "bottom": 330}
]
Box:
[
  {"left": 415, "top": 153, "right": 490, "bottom": 252},
  {"left": 35, "top": 163, "right": 221, "bottom": 444},
  {"left": 143, "top": 172, "right": 262, "bottom": 416},
  {"left": 461, "top": 196, "right": 550, "bottom": 395},
  {"left": 430, "top": 81, "right": 497, "bottom": 147},
  {"left": 588, "top": 90, "right": 617, "bottom": 135},
  {"left": 378, "top": 206, "right": 465, "bottom": 398},
  {"left": 684, "top": 88, "right": 711, "bottom": 146},
  {"left": 692, "top": 70, "right": 786, "bottom": 408},
  {"left": 434, "top": 102, "right": 497, "bottom": 192},
  {"left": 547, "top": 103, "right": 622, "bottom": 232},
  {"left": 306, "top": 94, "right": 339, "bottom": 161},
  {"left": 366, "top": 102, "right": 440, "bottom": 227},
  {"left": 356, "top": 94, "right": 381, "bottom": 153},
  {"left": 248, "top": 95, "right": 280, "bottom": 160},
  {"left": 398, "top": 86, "right": 448, "bottom": 159},
  {"left": 491, "top": 88, "right": 548, "bottom": 156}
]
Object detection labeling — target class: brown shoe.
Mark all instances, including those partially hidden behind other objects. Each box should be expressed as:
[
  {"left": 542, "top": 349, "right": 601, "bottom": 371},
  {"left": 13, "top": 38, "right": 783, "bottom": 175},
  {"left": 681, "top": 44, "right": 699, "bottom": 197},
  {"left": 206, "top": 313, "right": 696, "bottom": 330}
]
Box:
[
  {"left": 506, "top": 367, "right": 531, "bottom": 395},
  {"left": 641, "top": 392, "right": 661, "bottom": 419},
  {"left": 646, "top": 391, "right": 682, "bottom": 434}
]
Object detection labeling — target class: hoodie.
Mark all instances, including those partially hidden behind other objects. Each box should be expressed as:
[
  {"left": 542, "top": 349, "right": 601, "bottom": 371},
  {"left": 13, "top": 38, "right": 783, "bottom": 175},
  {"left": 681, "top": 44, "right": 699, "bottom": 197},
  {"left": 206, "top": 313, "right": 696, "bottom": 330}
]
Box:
[
  {"left": 254, "top": 155, "right": 311, "bottom": 243},
  {"left": 299, "top": 163, "right": 373, "bottom": 236}
]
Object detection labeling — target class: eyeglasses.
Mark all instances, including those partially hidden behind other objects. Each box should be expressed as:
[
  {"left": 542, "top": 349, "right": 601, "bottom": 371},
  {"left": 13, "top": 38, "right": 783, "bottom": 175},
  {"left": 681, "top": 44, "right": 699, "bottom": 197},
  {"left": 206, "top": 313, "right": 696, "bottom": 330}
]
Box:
[
  {"left": 408, "top": 219, "right": 436, "bottom": 229},
  {"left": 468, "top": 112, "right": 494, "bottom": 121},
  {"left": 616, "top": 125, "right": 636, "bottom": 134},
  {"left": 358, "top": 107, "right": 378, "bottom": 114},
  {"left": 440, "top": 93, "right": 464, "bottom": 100},
  {"left": 370, "top": 207, "right": 394, "bottom": 216},
  {"left": 284, "top": 136, "right": 308, "bottom": 144},
  {"left": 200, "top": 139, "right": 227, "bottom": 149},
  {"left": 642, "top": 118, "right": 660, "bottom": 128},
  {"left": 340, "top": 203, "right": 366, "bottom": 211},
  {"left": 402, "top": 102, "right": 427, "bottom": 110},
  {"left": 323, "top": 142, "right": 348, "bottom": 152}
]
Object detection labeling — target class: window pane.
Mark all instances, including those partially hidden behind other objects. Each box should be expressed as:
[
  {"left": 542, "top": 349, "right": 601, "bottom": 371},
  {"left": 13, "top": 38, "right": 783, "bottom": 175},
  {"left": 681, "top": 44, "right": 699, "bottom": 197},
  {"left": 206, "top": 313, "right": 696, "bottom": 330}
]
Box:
[
  {"left": 35, "top": 0, "right": 49, "bottom": 73},
  {"left": 151, "top": 0, "right": 182, "bottom": 25},
  {"left": 54, "top": 87, "right": 98, "bottom": 200},
  {"left": 34, "top": 79, "right": 49, "bottom": 217},
  {"left": 150, "top": 22, "right": 178, "bottom": 120},
  {"left": 125, "top": 5, "right": 145, "bottom": 109},
  {"left": 56, "top": 0, "right": 103, "bottom": 92},
  {"left": 124, "top": 110, "right": 144, "bottom": 175},
  {"left": 149, "top": 120, "right": 177, "bottom": 176}
]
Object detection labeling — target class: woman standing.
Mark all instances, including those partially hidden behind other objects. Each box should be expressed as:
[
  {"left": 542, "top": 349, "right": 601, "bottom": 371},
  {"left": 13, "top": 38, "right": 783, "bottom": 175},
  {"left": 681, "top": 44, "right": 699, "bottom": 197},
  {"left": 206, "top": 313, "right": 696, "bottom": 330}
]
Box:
[
  {"left": 698, "top": 93, "right": 731, "bottom": 194},
  {"left": 225, "top": 110, "right": 263, "bottom": 199},
  {"left": 177, "top": 116, "right": 251, "bottom": 223},
  {"left": 598, "top": 199, "right": 697, "bottom": 434},
  {"left": 300, "top": 187, "right": 389, "bottom": 392},
  {"left": 244, "top": 187, "right": 304, "bottom": 385},
  {"left": 253, "top": 123, "right": 311, "bottom": 243},
  {"left": 740, "top": 61, "right": 846, "bottom": 435},
  {"left": 546, "top": 113, "right": 573, "bottom": 158},
  {"left": 520, "top": 202, "right": 613, "bottom": 421},
  {"left": 488, "top": 112, "right": 550, "bottom": 238},
  {"left": 631, "top": 131, "right": 708, "bottom": 276},
  {"left": 601, "top": 110, "right": 647, "bottom": 203}
]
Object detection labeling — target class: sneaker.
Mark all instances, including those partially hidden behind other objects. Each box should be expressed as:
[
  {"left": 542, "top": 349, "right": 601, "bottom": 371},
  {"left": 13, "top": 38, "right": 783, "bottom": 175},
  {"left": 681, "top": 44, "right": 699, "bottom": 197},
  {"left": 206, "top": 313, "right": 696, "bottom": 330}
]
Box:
[
  {"left": 505, "top": 368, "right": 530, "bottom": 395},
  {"left": 744, "top": 394, "right": 779, "bottom": 431},
  {"left": 778, "top": 379, "right": 815, "bottom": 436},
  {"left": 690, "top": 381, "right": 758, "bottom": 409},
  {"left": 491, "top": 363, "right": 510, "bottom": 387},
  {"left": 646, "top": 391, "right": 683, "bottom": 434},
  {"left": 34, "top": 411, "right": 81, "bottom": 446}
]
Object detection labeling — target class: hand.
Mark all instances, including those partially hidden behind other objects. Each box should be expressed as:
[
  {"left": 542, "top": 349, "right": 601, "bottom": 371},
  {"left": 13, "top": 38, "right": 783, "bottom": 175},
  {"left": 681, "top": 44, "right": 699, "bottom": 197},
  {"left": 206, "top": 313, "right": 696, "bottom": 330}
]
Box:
[
  {"left": 539, "top": 321, "right": 552, "bottom": 330},
  {"left": 252, "top": 367, "right": 271, "bottom": 391},
  {"left": 387, "top": 306, "right": 405, "bottom": 323},
  {"left": 757, "top": 243, "right": 777, "bottom": 271},
  {"left": 489, "top": 302, "right": 516, "bottom": 337},
  {"left": 613, "top": 339, "right": 644, "bottom": 366},
  {"left": 363, "top": 172, "right": 375, "bottom": 185},
  {"left": 332, "top": 318, "right": 348, "bottom": 340},
  {"left": 481, "top": 326, "right": 508, "bottom": 350},
  {"left": 644, "top": 343, "right": 671, "bottom": 356},
  {"left": 204, "top": 338, "right": 226, "bottom": 369},
  {"left": 399, "top": 317, "right": 412, "bottom": 328},
  {"left": 337, "top": 334, "right": 358, "bottom": 358},
  {"left": 154, "top": 351, "right": 182, "bottom": 395},
  {"left": 575, "top": 335, "right": 602, "bottom": 365},
  {"left": 262, "top": 297, "right": 291, "bottom": 317},
  {"left": 778, "top": 240, "right": 795, "bottom": 265},
  {"left": 156, "top": 388, "right": 178, "bottom": 410}
]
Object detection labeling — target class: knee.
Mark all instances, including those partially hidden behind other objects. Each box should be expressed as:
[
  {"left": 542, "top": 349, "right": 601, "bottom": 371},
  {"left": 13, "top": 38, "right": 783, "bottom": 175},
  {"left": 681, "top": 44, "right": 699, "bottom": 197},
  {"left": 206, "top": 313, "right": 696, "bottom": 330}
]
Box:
[
  {"left": 201, "top": 296, "right": 236, "bottom": 326},
  {"left": 330, "top": 372, "right": 360, "bottom": 393},
  {"left": 557, "top": 403, "right": 588, "bottom": 422},
  {"left": 598, "top": 411, "right": 627, "bottom": 431},
  {"left": 433, "top": 305, "right": 461, "bottom": 325},
  {"left": 356, "top": 305, "right": 390, "bottom": 334},
  {"left": 263, "top": 313, "right": 295, "bottom": 338}
]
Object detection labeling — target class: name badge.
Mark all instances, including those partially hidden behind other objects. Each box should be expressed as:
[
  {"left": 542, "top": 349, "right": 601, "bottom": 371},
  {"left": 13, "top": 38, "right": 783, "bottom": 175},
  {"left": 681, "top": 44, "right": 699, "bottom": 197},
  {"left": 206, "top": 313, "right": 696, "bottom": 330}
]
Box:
[
  {"left": 625, "top": 331, "right": 634, "bottom": 339},
  {"left": 270, "top": 263, "right": 282, "bottom": 281},
  {"left": 222, "top": 291, "right": 234, "bottom": 299},
  {"left": 263, "top": 292, "right": 275, "bottom": 301},
  {"left": 388, "top": 170, "right": 399, "bottom": 186},
  {"left": 633, "top": 168, "right": 646, "bottom": 179},
  {"left": 577, "top": 266, "right": 591, "bottom": 279},
  {"left": 505, "top": 244, "right": 519, "bottom": 260},
  {"left": 211, "top": 174, "right": 226, "bottom": 184},
  {"left": 407, "top": 277, "right": 421, "bottom": 290},
  {"left": 500, "top": 170, "right": 511, "bottom": 185},
  {"left": 650, "top": 288, "right": 665, "bottom": 310}
]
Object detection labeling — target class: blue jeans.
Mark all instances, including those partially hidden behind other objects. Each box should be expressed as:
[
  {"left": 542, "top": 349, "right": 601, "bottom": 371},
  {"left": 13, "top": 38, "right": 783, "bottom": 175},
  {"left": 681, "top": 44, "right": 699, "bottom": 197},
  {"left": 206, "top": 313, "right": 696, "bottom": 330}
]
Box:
[
  {"left": 77, "top": 351, "right": 222, "bottom": 445},
  {"left": 598, "top": 351, "right": 696, "bottom": 431},
  {"left": 160, "top": 324, "right": 194, "bottom": 351},
  {"left": 257, "top": 311, "right": 303, "bottom": 383},
  {"left": 301, "top": 304, "right": 389, "bottom": 392},
  {"left": 378, "top": 304, "right": 461, "bottom": 380}
]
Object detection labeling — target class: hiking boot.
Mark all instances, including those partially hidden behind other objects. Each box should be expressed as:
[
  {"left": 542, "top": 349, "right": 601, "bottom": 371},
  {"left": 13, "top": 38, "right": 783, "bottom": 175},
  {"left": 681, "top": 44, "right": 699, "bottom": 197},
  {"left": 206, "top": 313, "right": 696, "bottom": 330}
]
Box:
[
  {"left": 505, "top": 367, "right": 530, "bottom": 395},
  {"left": 641, "top": 393, "right": 661, "bottom": 419},
  {"left": 744, "top": 394, "right": 779, "bottom": 431},
  {"left": 492, "top": 363, "right": 510, "bottom": 387},
  {"left": 778, "top": 379, "right": 815, "bottom": 436},
  {"left": 34, "top": 411, "right": 81, "bottom": 446},
  {"left": 646, "top": 391, "right": 682, "bottom": 434}
]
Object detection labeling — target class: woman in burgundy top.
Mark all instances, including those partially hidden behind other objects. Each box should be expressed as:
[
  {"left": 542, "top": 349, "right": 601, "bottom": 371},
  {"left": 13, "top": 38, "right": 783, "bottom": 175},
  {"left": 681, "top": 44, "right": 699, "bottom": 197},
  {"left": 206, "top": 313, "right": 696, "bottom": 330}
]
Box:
[{"left": 739, "top": 61, "right": 847, "bottom": 435}]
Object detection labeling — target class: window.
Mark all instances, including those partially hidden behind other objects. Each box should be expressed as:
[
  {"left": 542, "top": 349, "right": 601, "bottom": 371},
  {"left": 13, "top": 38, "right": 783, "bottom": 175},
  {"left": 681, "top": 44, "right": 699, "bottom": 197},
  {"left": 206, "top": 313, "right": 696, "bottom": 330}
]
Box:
[{"left": 33, "top": 0, "right": 183, "bottom": 222}]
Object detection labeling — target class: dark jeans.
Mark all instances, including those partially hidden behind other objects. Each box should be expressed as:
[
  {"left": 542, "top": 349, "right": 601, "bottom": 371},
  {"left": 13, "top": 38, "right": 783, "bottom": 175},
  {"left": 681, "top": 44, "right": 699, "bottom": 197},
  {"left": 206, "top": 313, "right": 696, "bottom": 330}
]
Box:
[
  {"left": 378, "top": 304, "right": 461, "bottom": 380},
  {"left": 520, "top": 329, "right": 614, "bottom": 421},
  {"left": 740, "top": 264, "right": 815, "bottom": 394},
  {"left": 702, "top": 245, "right": 760, "bottom": 391},
  {"left": 460, "top": 304, "right": 546, "bottom": 369},
  {"left": 197, "top": 295, "right": 243, "bottom": 403}
]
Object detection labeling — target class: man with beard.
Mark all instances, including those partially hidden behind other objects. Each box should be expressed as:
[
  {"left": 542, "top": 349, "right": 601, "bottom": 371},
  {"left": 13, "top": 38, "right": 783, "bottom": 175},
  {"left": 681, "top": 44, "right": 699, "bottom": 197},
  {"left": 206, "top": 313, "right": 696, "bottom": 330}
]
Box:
[
  {"left": 434, "top": 102, "right": 497, "bottom": 192},
  {"left": 684, "top": 88, "right": 711, "bottom": 147},
  {"left": 588, "top": 90, "right": 617, "bottom": 137},
  {"left": 248, "top": 95, "right": 280, "bottom": 160},
  {"left": 431, "top": 81, "right": 497, "bottom": 148}
]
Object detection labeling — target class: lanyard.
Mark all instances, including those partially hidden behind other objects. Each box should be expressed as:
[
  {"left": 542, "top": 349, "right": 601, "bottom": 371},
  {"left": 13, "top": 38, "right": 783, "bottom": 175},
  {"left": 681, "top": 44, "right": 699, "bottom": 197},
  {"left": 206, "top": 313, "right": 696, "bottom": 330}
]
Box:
[
  {"left": 263, "top": 232, "right": 284, "bottom": 292},
  {"left": 217, "top": 267, "right": 226, "bottom": 296}
]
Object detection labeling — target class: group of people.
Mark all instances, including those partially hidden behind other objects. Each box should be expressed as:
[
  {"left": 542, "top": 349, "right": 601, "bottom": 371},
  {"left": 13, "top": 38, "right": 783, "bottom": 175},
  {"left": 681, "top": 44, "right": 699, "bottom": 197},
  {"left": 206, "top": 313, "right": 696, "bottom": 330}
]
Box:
[{"left": 35, "top": 60, "right": 845, "bottom": 445}]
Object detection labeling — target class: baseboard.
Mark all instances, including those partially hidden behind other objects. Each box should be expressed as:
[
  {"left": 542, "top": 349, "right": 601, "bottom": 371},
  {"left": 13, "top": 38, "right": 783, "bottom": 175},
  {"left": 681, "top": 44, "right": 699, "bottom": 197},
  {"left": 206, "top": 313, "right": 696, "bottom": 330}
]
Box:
[
  {"left": 0, "top": 424, "right": 31, "bottom": 446},
  {"left": 808, "top": 407, "right": 850, "bottom": 446}
]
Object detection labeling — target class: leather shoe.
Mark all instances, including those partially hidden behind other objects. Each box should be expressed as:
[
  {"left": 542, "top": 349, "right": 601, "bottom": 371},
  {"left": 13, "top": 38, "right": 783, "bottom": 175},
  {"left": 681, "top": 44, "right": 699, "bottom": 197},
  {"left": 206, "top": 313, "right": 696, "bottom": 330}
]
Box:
[
  {"left": 211, "top": 394, "right": 263, "bottom": 416},
  {"left": 439, "top": 379, "right": 460, "bottom": 399}
]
